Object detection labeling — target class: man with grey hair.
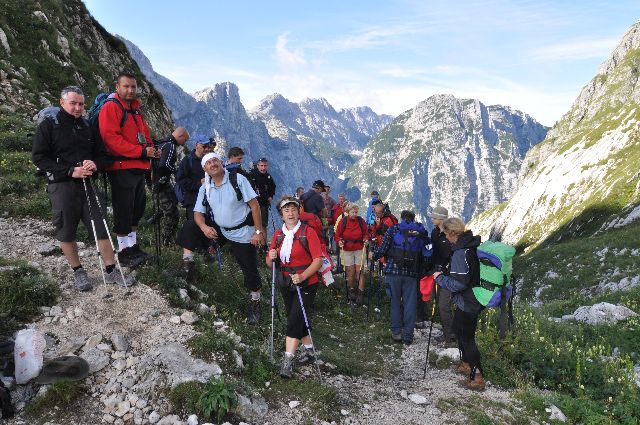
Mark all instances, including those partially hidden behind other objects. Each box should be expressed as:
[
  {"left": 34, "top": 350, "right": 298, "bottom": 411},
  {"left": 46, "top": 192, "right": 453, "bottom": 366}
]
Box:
[{"left": 32, "top": 86, "right": 132, "bottom": 291}]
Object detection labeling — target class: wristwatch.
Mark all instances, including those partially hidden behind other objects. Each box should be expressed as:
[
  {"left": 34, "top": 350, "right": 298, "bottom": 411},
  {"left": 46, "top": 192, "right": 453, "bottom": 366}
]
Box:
[{"left": 255, "top": 229, "right": 263, "bottom": 235}]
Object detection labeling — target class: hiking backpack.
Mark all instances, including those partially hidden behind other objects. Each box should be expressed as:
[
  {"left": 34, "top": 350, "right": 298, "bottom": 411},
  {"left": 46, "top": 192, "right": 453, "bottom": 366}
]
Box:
[
  {"left": 388, "top": 225, "right": 432, "bottom": 273},
  {"left": 472, "top": 241, "right": 516, "bottom": 308},
  {"left": 340, "top": 215, "right": 367, "bottom": 241},
  {"left": 86, "top": 93, "right": 128, "bottom": 144},
  {"left": 227, "top": 167, "right": 258, "bottom": 202}
]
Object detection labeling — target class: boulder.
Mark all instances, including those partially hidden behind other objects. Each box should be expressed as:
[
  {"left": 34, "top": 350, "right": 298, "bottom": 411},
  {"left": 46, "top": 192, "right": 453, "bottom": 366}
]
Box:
[
  {"left": 111, "top": 333, "right": 129, "bottom": 352},
  {"left": 81, "top": 348, "right": 110, "bottom": 373},
  {"left": 235, "top": 394, "right": 268, "bottom": 422},
  {"left": 572, "top": 302, "right": 638, "bottom": 325},
  {"left": 180, "top": 311, "right": 198, "bottom": 325}
]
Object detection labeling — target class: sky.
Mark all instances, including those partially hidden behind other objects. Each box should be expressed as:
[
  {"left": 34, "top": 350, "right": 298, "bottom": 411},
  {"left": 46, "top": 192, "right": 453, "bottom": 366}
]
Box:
[{"left": 83, "top": 1, "right": 640, "bottom": 126}]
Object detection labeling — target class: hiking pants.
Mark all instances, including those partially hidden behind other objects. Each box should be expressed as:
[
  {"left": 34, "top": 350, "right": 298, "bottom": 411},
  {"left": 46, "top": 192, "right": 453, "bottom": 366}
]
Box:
[
  {"left": 281, "top": 284, "right": 318, "bottom": 339},
  {"left": 454, "top": 308, "right": 482, "bottom": 376},
  {"left": 438, "top": 287, "right": 455, "bottom": 340},
  {"left": 260, "top": 205, "right": 270, "bottom": 232},
  {"left": 228, "top": 240, "right": 262, "bottom": 292},
  {"left": 108, "top": 170, "right": 146, "bottom": 235},
  {"left": 176, "top": 212, "right": 216, "bottom": 253},
  {"left": 156, "top": 182, "right": 178, "bottom": 244},
  {"left": 385, "top": 274, "right": 417, "bottom": 343}
]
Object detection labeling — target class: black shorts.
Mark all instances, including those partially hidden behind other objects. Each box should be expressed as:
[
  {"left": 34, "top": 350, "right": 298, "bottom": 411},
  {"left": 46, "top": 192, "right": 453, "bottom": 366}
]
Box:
[
  {"left": 47, "top": 180, "right": 108, "bottom": 243},
  {"left": 108, "top": 169, "right": 146, "bottom": 235},
  {"left": 281, "top": 283, "right": 318, "bottom": 339}
]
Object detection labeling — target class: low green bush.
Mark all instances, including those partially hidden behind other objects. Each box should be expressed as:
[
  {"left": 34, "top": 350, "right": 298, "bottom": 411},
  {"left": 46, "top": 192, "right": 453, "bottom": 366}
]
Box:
[
  {"left": 25, "top": 379, "right": 83, "bottom": 415},
  {"left": 197, "top": 377, "right": 237, "bottom": 423}
]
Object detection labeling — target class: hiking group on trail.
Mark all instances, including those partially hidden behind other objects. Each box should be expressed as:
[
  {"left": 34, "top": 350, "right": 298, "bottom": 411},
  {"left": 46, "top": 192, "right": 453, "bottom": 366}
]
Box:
[{"left": 30, "top": 73, "right": 517, "bottom": 394}]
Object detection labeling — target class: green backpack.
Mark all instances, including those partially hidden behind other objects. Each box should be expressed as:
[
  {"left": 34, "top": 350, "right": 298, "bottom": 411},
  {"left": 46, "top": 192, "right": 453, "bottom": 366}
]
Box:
[{"left": 473, "top": 241, "right": 516, "bottom": 307}]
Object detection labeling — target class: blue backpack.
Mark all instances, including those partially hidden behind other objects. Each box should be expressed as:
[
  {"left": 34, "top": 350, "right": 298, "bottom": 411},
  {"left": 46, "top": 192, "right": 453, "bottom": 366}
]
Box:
[
  {"left": 388, "top": 221, "right": 432, "bottom": 272},
  {"left": 86, "top": 93, "right": 128, "bottom": 142}
]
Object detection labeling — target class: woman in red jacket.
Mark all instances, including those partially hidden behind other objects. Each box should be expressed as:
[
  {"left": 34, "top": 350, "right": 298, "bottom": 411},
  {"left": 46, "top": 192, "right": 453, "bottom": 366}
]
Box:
[
  {"left": 267, "top": 196, "right": 323, "bottom": 379},
  {"left": 334, "top": 203, "right": 368, "bottom": 304}
]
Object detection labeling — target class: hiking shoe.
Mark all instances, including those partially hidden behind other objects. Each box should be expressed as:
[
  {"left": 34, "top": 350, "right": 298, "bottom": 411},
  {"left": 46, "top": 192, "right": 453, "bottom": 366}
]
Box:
[
  {"left": 414, "top": 321, "right": 428, "bottom": 329},
  {"left": 117, "top": 247, "right": 133, "bottom": 267},
  {"left": 177, "top": 260, "right": 196, "bottom": 282},
  {"left": 279, "top": 354, "right": 294, "bottom": 379},
  {"left": 391, "top": 333, "right": 402, "bottom": 343},
  {"left": 73, "top": 268, "right": 94, "bottom": 292},
  {"left": 103, "top": 268, "right": 136, "bottom": 287},
  {"left": 129, "top": 244, "right": 150, "bottom": 263},
  {"left": 348, "top": 287, "right": 357, "bottom": 302},
  {"left": 247, "top": 299, "right": 261, "bottom": 325},
  {"left": 296, "top": 348, "right": 316, "bottom": 366},
  {"left": 444, "top": 338, "right": 458, "bottom": 349},
  {"left": 146, "top": 210, "right": 163, "bottom": 225},
  {"left": 460, "top": 371, "right": 485, "bottom": 391},
  {"left": 356, "top": 289, "right": 365, "bottom": 305},
  {"left": 455, "top": 362, "right": 471, "bottom": 376}
]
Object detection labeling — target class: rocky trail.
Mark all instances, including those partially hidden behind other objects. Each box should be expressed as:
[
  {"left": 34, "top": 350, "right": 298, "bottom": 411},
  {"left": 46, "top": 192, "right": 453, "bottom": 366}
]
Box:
[{"left": 0, "top": 217, "right": 521, "bottom": 425}]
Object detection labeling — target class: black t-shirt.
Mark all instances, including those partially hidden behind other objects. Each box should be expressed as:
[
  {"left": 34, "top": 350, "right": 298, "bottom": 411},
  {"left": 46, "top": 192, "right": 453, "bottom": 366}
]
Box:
[
  {"left": 431, "top": 226, "right": 452, "bottom": 269},
  {"left": 302, "top": 190, "right": 324, "bottom": 216}
]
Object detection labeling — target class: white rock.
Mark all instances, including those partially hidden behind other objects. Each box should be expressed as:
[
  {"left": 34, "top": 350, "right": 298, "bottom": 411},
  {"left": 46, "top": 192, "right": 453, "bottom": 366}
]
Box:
[
  {"left": 179, "top": 288, "right": 190, "bottom": 301},
  {"left": 437, "top": 347, "right": 461, "bottom": 362},
  {"left": 572, "top": 302, "right": 638, "bottom": 325},
  {"left": 114, "top": 401, "right": 130, "bottom": 418},
  {"left": 408, "top": 393, "right": 427, "bottom": 404},
  {"left": 50, "top": 305, "right": 63, "bottom": 316},
  {"left": 198, "top": 303, "right": 211, "bottom": 314},
  {"left": 341, "top": 409, "right": 350, "bottom": 416},
  {"left": 111, "top": 333, "right": 129, "bottom": 352},
  {"left": 400, "top": 390, "right": 408, "bottom": 398},
  {"left": 148, "top": 411, "right": 161, "bottom": 424},
  {"left": 181, "top": 311, "right": 199, "bottom": 325},
  {"left": 136, "top": 399, "right": 148, "bottom": 409},
  {"left": 547, "top": 404, "right": 567, "bottom": 422},
  {"left": 38, "top": 306, "right": 51, "bottom": 316},
  {"left": 169, "top": 315, "right": 181, "bottom": 324},
  {"left": 289, "top": 400, "right": 300, "bottom": 408},
  {"left": 81, "top": 348, "right": 110, "bottom": 373},
  {"left": 187, "top": 414, "right": 199, "bottom": 425},
  {"left": 83, "top": 333, "right": 103, "bottom": 351}
]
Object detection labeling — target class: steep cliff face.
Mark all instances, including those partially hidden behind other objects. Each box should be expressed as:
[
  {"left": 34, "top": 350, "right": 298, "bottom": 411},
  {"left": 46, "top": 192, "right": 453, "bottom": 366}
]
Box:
[
  {"left": 0, "top": 0, "right": 173, "bottom": 137},
  {"left": 471, "top": 22, "right": 640, "bottom": 250},
  {"left": 345, "top": 95, "right": 548, "bottom": 223}
]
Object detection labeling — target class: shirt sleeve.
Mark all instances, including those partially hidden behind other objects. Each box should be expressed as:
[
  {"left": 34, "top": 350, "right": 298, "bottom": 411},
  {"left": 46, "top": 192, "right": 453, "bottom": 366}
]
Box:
[
  {"left": 237, "top": 174, "right": 258, "bottom": 202},
  {"left": 305, "top": 226, "right": 323, "bottom": 259},
  {"left": 373, "top": 226, "right": 395, "bottom": 260},
  {"left": 193, "top": 186, "right": 206, "bottom": 214}
]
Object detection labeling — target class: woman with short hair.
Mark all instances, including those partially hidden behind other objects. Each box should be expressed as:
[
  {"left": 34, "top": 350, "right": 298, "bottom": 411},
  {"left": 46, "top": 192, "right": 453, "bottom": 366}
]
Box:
[
  {"left": 433, "top": 217, "right": 485, "bottom": 391},
  {"left": 334, "top": 202, "right": 368, "bottom": 304},
  {"left": 266, "top": 196, "right": 323, "bottom": 378}
]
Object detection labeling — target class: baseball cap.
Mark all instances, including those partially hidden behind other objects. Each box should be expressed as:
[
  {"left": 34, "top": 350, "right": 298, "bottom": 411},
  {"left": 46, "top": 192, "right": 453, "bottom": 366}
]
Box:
[
  {"left": 186, "top": 134, "right": 215, "bottom": 151},
  {"left": 312, "top": 180, "right": 326, "bottom": 190}
]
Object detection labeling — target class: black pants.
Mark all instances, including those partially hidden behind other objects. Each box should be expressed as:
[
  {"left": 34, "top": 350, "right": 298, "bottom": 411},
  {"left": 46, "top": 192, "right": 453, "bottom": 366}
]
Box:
[
  {"left": 454, "top": 308, "right": 482, "bottom": 376},
  {"left": 176, "top": 212, "right": 223, "bottom": 253},
  {"left": 108, "top": 170, "right": 146, "bottom": 235},
  {"left": 438, "top": 287, "right": 455, "bottom": 340},
  {"left": 281, "top": 283, "right": 318, "bottom": 339},
  {"left": 228, "top": 240, "right": 261, "bottom": 292},
  {"left": 260, "top": 204, "right": 270, "bottom": 231}
]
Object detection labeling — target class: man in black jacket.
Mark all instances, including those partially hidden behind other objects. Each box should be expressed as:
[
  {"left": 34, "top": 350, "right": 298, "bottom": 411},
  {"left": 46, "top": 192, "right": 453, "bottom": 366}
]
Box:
[
  {"left": 148, "top": 127, "right": 189, "bottom": 245},
  {"left": 249, "top": 158, "right": 276, "bottom": 231},
  {"left": 32, "top": 86, "right": 132, "bottom": 291}
]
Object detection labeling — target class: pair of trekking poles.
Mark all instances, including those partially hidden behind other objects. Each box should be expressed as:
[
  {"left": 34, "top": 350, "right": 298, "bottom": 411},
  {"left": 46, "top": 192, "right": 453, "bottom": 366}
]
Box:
[
  {"left": 269, "top": 262, "right": 322, "bottom": 380},
  {"left": 81, "top": 174, "right": 131, "bottom": 291}
]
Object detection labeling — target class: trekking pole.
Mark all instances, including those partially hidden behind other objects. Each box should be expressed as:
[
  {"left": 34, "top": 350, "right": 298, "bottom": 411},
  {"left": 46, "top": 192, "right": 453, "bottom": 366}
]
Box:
[
  {"left": 295, "top": 285, "right": 322, "bottom": 380},
  {"left": 153, "top": 168, "right": 161, "bottom": 267},
  {"left": 88, "top": 178, "right": 130, "bottom": 291},
  {"left": 423, "top": 284, "right": 438, "bottom": 379},
  {"left": 270, "top": 262, "right": 276, "bottom": 361},
  {"left": 355, "top": 245, "right": 366, "bottom": 292},
  {"left": 340, "top": 248, "right": 348, "bottom": 303},
  {"left": 82, "top": 177, "right": 107, "bottom": 286}
]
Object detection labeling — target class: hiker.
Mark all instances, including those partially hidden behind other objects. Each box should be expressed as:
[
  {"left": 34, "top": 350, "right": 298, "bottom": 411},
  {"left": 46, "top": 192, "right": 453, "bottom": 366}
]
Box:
[
  {"left": 147, "top": 127, "right": 190, "bottom": 245},
  {"left": 370, "top": 210, "right": 430, "bottom": 345},
  {"left": 99, "top": 71, "right": 159, "bottom": 267},
  {"left": 301, "top": 180, "right": 328, "bottom": 218},
  {"left": 225, "top": 146, "right": 250, "bottom": 175},
  {"left": 365, "top": 190, "right": 381, "bottom": 225},
  {"left": 177, "top": 152, "right": 266, "bottom": 325},
  {"left": 32, "top": 86, "right": 131, "bottom": 290},
  {"left": 294, "top": 186, "right": 305, "bottom": 200},
  {"left": 430, "top": 206, "right": 455, "bottom": 345},
  {"left": 432, "top": 217, "right": 485, "bottom": 390},
  {"left": 249, "top": 157, "right": 276, "bottom": 230},
  {"left": 175, "top": 135, "right": 215, "bottom": 220},
  {"left": 335, "top": 203, "right": 368, "bottom": 304},
  {"left": 266, "top": 196, "right": 323, "bottom": 378}
]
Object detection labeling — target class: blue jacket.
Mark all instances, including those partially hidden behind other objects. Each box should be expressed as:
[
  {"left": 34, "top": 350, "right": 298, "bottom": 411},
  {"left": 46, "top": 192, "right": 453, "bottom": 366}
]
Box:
[
  {"left": 435, "top": 230, "right": 483, "bottom": 313},
  {"left": 366, "top": 196, "right": 379, "bottom": 225},
  {"left": 176, "top": 153, "right": 204, "bottom": 208}
]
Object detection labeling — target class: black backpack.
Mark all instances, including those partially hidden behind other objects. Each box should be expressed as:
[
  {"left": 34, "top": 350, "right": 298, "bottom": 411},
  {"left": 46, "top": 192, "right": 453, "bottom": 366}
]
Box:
[
  {"left": 227, "top": 167, "right": 258, "bottom": 202},
  {"left": 86, "top": 93, "right": 128, "bottom": 144},
  {"left": 340, "top": 215, "right": 367, "bottom": 242}
]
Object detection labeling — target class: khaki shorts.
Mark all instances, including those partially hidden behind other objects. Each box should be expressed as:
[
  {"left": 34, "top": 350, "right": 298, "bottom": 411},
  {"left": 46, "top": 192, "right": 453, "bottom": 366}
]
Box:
[{"left": 342, "top": 249, "right": 365, "bottom": 267}]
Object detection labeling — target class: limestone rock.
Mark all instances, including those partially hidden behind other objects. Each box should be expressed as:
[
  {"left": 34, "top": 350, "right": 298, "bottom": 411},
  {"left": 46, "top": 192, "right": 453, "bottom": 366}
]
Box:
[
  {"left": 572, "top": 302, "right": 638, "bottom": 325},
  {"left": 408, "top": 394, "right": 427, "bottom": 404},
  {"left": 111, "top": 333, "right": 129, "bottom": 352},
  {"left": 81, "top": 347, "right": 110, "bottom": 373},
  {"left": 236, "top": 394, "right": 268, "bottom": 422},
  {"left": 180, "top": 311, "right": 198, "bottom": 325}
]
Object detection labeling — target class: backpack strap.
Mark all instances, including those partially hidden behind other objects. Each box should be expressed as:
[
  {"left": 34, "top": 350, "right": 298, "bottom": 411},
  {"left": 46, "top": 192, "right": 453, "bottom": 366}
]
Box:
[
  {"left": 228, "top": 169, "right": 244, "bottom": 201},
  {"left": 106, "top": 97, "right": 128, "bottom": 128},
  {"left": 275, "top": 223, "right": 312, "bottom": 258}
]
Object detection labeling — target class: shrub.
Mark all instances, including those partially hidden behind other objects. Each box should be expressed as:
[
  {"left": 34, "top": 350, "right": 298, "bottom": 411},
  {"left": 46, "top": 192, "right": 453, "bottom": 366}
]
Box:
[
  {"left": 25, "top": 379, "right": 83, "bottom": 415},
  {"left": 197, "top": 377, "right": 237, "bottom": 423},
  {"left": 169, "top": 381, "right": 204, "bottom": 417}
]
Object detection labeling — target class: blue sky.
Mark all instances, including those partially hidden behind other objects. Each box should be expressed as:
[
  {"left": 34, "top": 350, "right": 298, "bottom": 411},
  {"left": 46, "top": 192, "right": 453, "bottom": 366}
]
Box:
[{"left": 84, "top": 0, "right": 639, "bottom": 126}]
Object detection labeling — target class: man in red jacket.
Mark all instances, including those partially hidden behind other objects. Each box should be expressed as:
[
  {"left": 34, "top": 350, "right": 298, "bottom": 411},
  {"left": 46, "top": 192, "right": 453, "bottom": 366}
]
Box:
[{"left": 99, "top": 71, "right": 160, "bottom": 267}]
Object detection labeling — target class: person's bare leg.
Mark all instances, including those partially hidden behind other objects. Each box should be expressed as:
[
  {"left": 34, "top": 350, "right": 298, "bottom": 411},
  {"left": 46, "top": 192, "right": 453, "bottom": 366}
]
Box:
[
  {"left": 60, "top": 241, "right": 81, "bottom": 268},
  {"left": 98, "top": 239, "right": 115, "bottom": 266}
]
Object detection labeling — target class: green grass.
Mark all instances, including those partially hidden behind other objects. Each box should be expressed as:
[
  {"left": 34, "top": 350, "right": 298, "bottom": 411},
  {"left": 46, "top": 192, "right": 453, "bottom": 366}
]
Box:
[
  {"left": 0, "top": 150, "right": 50, "bottom": 218},
  {"left": 25, "top": 379, "right": 83, "bottom": 416},
  {"left": 0, "top": 257, "right": 60, "bottom": 338}
]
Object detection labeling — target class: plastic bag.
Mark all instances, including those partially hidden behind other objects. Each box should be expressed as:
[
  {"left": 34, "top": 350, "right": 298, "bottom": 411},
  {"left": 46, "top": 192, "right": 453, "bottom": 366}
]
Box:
[{"left": 14, "top": 329, "right": 46, "bottom": 384}]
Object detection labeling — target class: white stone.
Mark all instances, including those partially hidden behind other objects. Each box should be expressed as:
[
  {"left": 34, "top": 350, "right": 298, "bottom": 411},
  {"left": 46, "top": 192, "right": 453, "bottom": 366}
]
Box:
[
  {"left": 547, "top": 404, "right": 567, "bottom": 422},
  {"left": 114, "top": 401, "right": 130, "bottom": 418},
  {"left": 83, "top": 333, "right": 103, "bottom": 351},
  {"left": 187, "top": 414, "right": 199, "bottom": 425},
  {"left": 572, "top": 302, "right": 638, "bottom": 325},
  {"left": 169, "top": 315, "right": 181, "bottom": 324},
  {"left": 111, "top": 333, "right": 129, "bottom": 352},
  {"left": 0, "top": 27, "right": 10, "bottom": 54},
  {"left": 148, "top": 411, "right": 161, "bottom": 424},
  {"left": 136, "top": 399, "right": 148, "bottom": 409},
  {"left": 341, "top": 409, "right": 350, "bottom": 416},
  {"left": 408, "top": 393, "right": 427, "bottom": 404},
  {"left": 437, "top": 347, "right": 461, "bottom": 362},
  {"left": 50, "top": 305, "right": 63, "bottom": 316},
  {"left": 179, "top": 288, "right": 190, "bottom": 301},
  {"left": 197, "top": 303, "right": 210, "bottom": 314},
  {"left": 289, "top": 400, "right": 300, "bottom": 408},
  {"left": 181, "top": 311, "right": 199, "bottom": 325}
]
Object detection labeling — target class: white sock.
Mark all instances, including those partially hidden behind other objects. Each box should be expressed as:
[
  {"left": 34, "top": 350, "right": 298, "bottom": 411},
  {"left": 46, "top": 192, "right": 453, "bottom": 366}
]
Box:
[
  {"left": 285, "top": 352, "right": 295, "bottom": 358},
  {"left": 117, "top": 236, "right": 130, "bottom": 252},
  {"left": 250, "top": 291, "right": 261, "bottom": 301},
  {"left": 183, "top": 253, "right": 194, "bottom": 261},
  {"left": 128, "top": 231, "right": 137, "bottom": 246}
]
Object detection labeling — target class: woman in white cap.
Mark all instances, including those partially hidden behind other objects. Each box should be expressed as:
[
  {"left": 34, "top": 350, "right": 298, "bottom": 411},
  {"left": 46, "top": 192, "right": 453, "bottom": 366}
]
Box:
[{"left": 266, "top": 196, "right": 323, "bottom": 378}]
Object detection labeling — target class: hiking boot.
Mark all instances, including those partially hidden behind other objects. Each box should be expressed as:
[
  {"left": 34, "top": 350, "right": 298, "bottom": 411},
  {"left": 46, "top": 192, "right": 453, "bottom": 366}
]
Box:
[
  {"left": 391, "top": 332, "right": 402, "bottom": 343},
  {"left": 279, "top": 354, "right": 294, "bottom": 379},
  {"left": 73, "top": 268, "right": 94, "bottom": 292},
  {"left": 348, "top": 287, "right": 357, "bottom": 302},
  {"left": 129, "top": 244, "right": 150, "bottom": 264},
  {"left": 247, "top": 299, "right": 261, "bottom": 325},
  {"left": 117, "top": 247, "right": 133, "bottom": 267},
  {"left": 444, "top": 337, "right": 458, "bottom": 349},
  {"left": 415, "top": 321, "right": 428, "bottom": 329},
  {"left": 296, "top": 347, "right": 316, "bottom": 366},
  {"left": 178, "top": 260, "right": 195, "bottom": 282},
  {"left": 146, "top": 210, "right": 163, "bottom": 225},
  {"left": 356, "top": 289, "right": 365, "bottom": 305},
  {"left": 455, "top": 362, "right": 471, "bottom": 375},
  {"left": 460, "top": 371, "right": 485, "bottom": 391},
  {"left": 103, "top": 268, "right": 136, "bottom": 287}
]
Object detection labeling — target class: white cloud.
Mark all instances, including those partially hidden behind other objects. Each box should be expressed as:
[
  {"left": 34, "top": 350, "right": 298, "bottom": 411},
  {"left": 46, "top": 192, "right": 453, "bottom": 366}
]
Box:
[
  {"left": 530, "top": 37, "right": 620, "bottom": 61},
  {"left": 274, "top": 33, "right": 307, "bottom": 68}
]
